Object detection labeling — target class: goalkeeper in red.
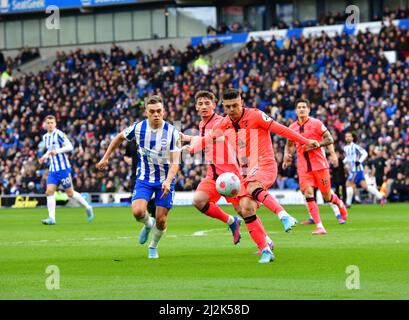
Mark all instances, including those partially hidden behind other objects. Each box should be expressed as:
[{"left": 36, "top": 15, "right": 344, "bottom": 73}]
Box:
[
  {"left": 189, "top": 89, "right": 319, "bottom": 263},
  {"left": 283, "top": 98, "right": 348, "bottom": 235}
]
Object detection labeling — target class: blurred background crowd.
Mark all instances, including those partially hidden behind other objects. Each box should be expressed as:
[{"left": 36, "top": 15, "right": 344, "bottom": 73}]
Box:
[
  {"left": 0, "top": 17, "right": 408, "bottom": 202},
  {"left": 207, "top": 7, "right": 409, "bottom": 34}
]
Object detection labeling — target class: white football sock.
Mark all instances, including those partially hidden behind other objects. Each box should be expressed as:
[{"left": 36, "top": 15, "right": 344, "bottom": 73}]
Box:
[
  {"left": 72, "top": 191, "right": 91, "bottom": 209},
  {"left": 278, "top": 211, "right": 289, "bottom": 220},
  {"left": 367, "top": 185, "right": 383, "bottom": 200},
  {"left": 316, "top": 222, "right": 324, "bottom": 229},
  {"left": 149, "top": 225, "right": 166, "bottom": 249},
  {"left": 227, "top": 215, "right": 234, "bottom": 225},
  {"left": 266, "top": 235, "right": 273, "bottom": 245},
  {"left": 137, "top": 212, "right": 154, "bottom": 228},
  {"left": 47, "top": 195, "right": 56, "bottom": 220},
  {"left": 329, "top": 203, "right": 341, "bottom": 217},
  {"left": 346, "top": 187, "right": 354, "bottom": 206}
]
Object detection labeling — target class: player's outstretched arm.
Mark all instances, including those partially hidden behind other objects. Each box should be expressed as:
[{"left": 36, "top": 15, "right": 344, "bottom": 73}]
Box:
[
  {"left": 269, "top": 121, "right": 318, "bottom": 148},
  {"left": 180, "top": 133, "right": 193, "bottom": 143},
  {"left": 161, "top": 151, "right": 181, "bottom": 199},
  {"left": 96, "top": 133, "right": 125, "bottom": 171},
  {"left": 283, "top": 140, "right": 296, "bottom": 169}
]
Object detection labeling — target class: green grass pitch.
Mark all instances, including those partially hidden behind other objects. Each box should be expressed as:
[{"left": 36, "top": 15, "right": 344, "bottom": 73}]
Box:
[{"left": 0, "top": 203, "right": 408, "bottom": 300}]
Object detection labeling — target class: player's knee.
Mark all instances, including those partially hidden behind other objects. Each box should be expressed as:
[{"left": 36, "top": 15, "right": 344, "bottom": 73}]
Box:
[
  {"left": 303, "top": 188, "right": 314, "bottom": 198},
  {"left": 155, "top": 217, "right": 167, "bottom": 230},
  {"left": 192, "top": 196, "right": 206, "bottom": 210},
  {"left": 246, "top": 183, "right": 259, "bottom": 195},
  {"left": 132, "top": 206, "right": 146, "bottom": 219},
  {"left": 239, "top": 200, "right": 255, "bottom": 217},
  {"left": 322, "top": 192, "right": 332, "bottom": 202},
  {"left": 66, "top": 190, "right": 74, "bottom": 197},
  {"left": 45, "top": 190, "right": 54, "bottom": 197}
]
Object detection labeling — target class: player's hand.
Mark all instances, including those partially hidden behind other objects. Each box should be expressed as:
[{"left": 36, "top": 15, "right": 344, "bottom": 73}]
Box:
[
  {"left": 329, "top": 153, "right": 339, "bottom": 168},
  {"left": 305, "top": 139, "right": 319, "bottom": 151},
  {"left": 282, "top": 153, "right": 293, "bottom": 169},
  {"left": 161, "top": 180, "right": 171, "bottom": 199},
  {"left": 49, "top": 150, "right": 57, "bottom": 157},
  {"left": 180, "top": 133, "right": 192, "bottom": 142},
  {"left": 181, "top": 145, "right": 192, "bottom": 153},
  {"left": 96, "top": 159, "right": 108, "bottom": 171},
  {"left": 39, "top": 156, "right": 46, "bottom": 165}
]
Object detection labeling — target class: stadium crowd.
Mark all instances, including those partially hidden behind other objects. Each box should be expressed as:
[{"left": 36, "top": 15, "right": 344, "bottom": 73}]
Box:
[
  {"left": 0, "top": 21, "right": 408, "bottom": 202},
  {"left": 207, "top": 7, "right": 409, "bottom": 34}
]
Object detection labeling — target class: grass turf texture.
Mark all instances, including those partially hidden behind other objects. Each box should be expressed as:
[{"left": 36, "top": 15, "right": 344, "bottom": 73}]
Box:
[{"left": 0, "top": 204, "right": 408, "bottom": 300}]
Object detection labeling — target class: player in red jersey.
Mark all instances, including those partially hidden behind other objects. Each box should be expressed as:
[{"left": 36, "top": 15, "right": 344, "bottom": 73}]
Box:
[
  {"left": 188, "top": 89, "right": 319, "bottom": 263},
  {"left": 181, "top": 91, "right": 244, "bottom": 244},
  {"left": 283, "top": 98, "right": 348, "bottom": 235}
]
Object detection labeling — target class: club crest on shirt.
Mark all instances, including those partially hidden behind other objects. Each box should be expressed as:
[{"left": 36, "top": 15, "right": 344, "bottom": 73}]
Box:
[
  {"left": 161, "top": 139, "right": 168, "bottom": 147},
  {"left": 261, "top": 112, "right": 271, "bottom": 122}
]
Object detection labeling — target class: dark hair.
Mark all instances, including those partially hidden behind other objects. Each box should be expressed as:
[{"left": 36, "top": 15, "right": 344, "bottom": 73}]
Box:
[
  {"left": 222, "top": 88, "right": 241, "bottom": 101},
  {"left": 145, "top": 95, "right": 163, "bottom": 106},
  {"left": 295, "top": 98, "right": 311, "bottom": 108},
  {"left": 44, "top": 115, "right": 56, "bottom": 121},
  {"left": 345, "top": 131, "right": 357, "bottom": 141},
  {"left": 195, "top": 90, "right": 218, "bottom": 103}
]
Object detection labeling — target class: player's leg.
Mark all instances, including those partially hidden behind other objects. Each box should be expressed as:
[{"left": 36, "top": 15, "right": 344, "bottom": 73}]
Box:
[
  {"left": 245, "top": 166, "right": 297, "bottom": 232},
  {"left": 64, "top": 173, "right": 93, "bottom": 222},
  {"left": 319, "top": 169, "right": 348, "bottom": 223},
  {"left": 361, "top": 179, "right": 385, "bottom": 204},
  {"left": 147, "top": 182, "right": 176, "bottom": 259},
  {"left": 346, "top": 179, "right": 355, "bottom": 208},
  {"left": 43, "top": 183, "right": 57, "bottom": 224},
  {"left": 303, "top": 186, "right": 326, "bottom": 234},
  {"left": 240, "top": 196, "right": 274, "bottom": 263},
  {"left": 195, "top": 179, "right": 242, "bottom": 244},
  {"left": 132, "top": 199, "right": 155, "bottom": 245},
  {"left": 248, "top": 180, "right": 297, "bottom": 232},
  {"left": 132, "top": 180, "right": 156, "bottom": 245},
  {"left": 147, "top": 206, "right": 169, "bottom": 259},
  {"left": 194, "top": 180, "right": 232, "bottom": 224}
]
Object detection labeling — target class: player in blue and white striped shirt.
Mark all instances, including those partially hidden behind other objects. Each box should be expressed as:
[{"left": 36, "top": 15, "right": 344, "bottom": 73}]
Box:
[
  {"left": 97, "top": 96, "right": 181, "bottom": 259},
  {"left": 343, "top": 132, "right": 385, "bottom": 207},
  {"left": 39, "top": 115, "right": 94, "bottom": 225}
]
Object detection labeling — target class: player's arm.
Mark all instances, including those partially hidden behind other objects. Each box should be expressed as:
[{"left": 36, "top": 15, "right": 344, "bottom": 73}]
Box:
[
  {"left": 161, "top": 151, "right": 180, "bottom": 199},
  {"left": 319, "top": 130, "right": 334, "bottom": 147},
  {"left": 326, "top": 143, "right": 339, "bottom": 168},
  {"left": 96, "top": 132, "right": 127, "bottom": 170},
  {"left": 342, "top": 146, "right": 349, "bottom": 164},
  {"left": 50, "top": 133, "right": 74, "bottom": 157},
  {"left": 188, "top": 122, "right": 224, "bottom": 154},
  {"left": 268, "top": 120, "right": 319, "bottom": 148},
  {"left": 283, "top": 140, "right": 296, "bottom": 169},
  {"left": 161, "top": 131, "right": 181, "bottom": 198},
  {"left": 38, "top": 137, "right": 50, "bottom": 164},
  {"left": 357, "top": 145, "right": 368, "bottom": 164}
]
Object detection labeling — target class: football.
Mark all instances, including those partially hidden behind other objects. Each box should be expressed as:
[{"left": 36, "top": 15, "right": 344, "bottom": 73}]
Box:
[{"left": 216, "top": 172, "right": 241, "bottom": 198}]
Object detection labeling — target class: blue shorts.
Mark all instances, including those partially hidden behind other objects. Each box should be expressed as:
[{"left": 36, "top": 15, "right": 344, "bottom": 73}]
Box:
[
  {"left": 347, "top": 170, "right": 366, "bottom": 185},
  {"left": 47, "top": 168, "right": 73, "bottom": 189},
  {"left": 132, "top": 179, "right": 175, "bottom": 209}
]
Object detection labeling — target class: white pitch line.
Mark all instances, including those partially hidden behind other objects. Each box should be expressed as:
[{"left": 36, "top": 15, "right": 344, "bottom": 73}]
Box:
[{"left": 0, "top": 228, "right": 232, "bottom": 246}]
